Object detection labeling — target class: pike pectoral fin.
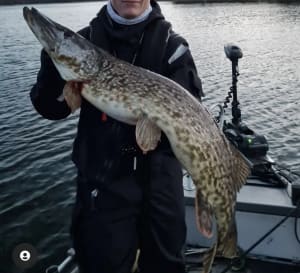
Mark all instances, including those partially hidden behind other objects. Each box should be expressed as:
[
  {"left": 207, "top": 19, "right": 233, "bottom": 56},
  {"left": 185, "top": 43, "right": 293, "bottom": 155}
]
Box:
[
  {"left": 135, "top": 116, "right": 161, "bottom": 154},
  {"left": 63, "top": 81, "right": 83, "bottom": 113},
  {"left": 195, "top": 189, "right": 213, "bottom": 238}
]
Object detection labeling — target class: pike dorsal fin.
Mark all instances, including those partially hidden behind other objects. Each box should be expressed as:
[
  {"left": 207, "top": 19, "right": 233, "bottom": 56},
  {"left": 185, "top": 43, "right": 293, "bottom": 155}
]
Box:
[
  {"left": 136, "top": 116, "right": 161, "bottom": 154},
  {"left": 229, "top": 142, "right": 251, "bottom": 192}
]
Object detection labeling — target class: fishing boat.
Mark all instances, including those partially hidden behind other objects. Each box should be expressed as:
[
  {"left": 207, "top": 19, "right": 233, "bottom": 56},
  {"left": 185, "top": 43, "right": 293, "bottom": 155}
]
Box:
[{"left": 45, "top": 44, "right": 300, "bottom": 273}]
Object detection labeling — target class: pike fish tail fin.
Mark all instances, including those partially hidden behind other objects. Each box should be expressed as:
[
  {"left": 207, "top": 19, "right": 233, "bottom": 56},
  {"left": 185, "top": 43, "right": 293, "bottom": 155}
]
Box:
[
  {"left": 195, "top": 189, "right": 214, "bottom": 238},
  {"left": 217, "top": 214, "right": 239, "bottom": 258},
  {"left": 201, "top": 243, "right": 217, "bottom": 273}
]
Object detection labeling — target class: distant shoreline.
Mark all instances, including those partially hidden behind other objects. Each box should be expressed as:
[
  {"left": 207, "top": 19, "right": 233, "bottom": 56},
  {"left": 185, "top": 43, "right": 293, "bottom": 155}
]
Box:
[
  {"left": 174, "top": 0, "right": 299, "bottom": 3},
  {"left": 0, "top": 0, "right": 299, "bottom": 5},
  {"left": 0, "top": 0, "right": 100, "bottom": 6}
]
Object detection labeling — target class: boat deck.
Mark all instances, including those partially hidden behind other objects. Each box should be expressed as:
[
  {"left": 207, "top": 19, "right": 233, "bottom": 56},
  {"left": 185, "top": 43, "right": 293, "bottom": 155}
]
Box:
[
  {"left": 183, "top": 174, "right": 300, "bottom": 273},
  {"left": 185, "top": 250, "right": 300, "bottom": 273}
]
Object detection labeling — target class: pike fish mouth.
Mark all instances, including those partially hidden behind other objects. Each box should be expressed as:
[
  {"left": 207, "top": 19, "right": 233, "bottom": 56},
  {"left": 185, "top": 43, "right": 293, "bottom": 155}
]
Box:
[{"left": 23, "top": 7, "right": 73, "bottom": 53}]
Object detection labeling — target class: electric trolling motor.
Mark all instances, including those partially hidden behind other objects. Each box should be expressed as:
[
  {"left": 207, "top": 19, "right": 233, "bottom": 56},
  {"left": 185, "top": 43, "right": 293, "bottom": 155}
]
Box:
[{"left": 221, "top": 44, "right": 287, "bottom": 186}]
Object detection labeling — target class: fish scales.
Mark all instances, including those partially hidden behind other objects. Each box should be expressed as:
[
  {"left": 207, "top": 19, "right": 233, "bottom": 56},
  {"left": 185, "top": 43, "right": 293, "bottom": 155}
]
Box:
[
  {"left": 23, "top": 7, "right": 251, "bottom": 273},
  {"left": 86, "top": 60, "right": 229, "bottom": 178}
]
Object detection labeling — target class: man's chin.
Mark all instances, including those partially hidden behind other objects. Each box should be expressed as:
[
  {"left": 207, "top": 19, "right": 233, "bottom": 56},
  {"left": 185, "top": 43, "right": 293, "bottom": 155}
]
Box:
[{"left": 121, "top": 6, "right": 143, "bottom": 19}]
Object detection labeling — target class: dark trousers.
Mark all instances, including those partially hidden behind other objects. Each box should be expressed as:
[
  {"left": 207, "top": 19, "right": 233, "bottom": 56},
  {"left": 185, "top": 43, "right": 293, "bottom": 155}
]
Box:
[{"left": 71, "top": 152, "right": 186, "bottom": 273}]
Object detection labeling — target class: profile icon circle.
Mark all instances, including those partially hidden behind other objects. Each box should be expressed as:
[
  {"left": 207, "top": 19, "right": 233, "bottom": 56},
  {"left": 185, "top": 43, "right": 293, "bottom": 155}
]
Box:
[
  {"left": 12, "top": 243, "right": 37, "bottom": 268},
  {"left": 20, "top": 250, "right": 31, "bottom": 261}
]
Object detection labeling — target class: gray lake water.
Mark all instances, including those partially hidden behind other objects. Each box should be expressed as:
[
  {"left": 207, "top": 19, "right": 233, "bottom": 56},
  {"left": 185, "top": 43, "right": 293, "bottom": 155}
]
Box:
[{"left": 0, "top": 1, "right": 300, "bottom": 272}]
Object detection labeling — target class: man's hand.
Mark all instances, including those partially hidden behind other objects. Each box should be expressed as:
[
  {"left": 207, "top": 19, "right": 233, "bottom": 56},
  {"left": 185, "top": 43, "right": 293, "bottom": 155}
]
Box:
[{"left": 63, "top": 81, "right": 83, "bottom": 113}]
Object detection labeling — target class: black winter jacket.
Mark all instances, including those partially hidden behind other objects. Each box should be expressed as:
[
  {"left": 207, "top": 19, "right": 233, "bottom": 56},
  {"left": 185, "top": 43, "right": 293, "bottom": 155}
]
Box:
[{"left": 30, "top": 1, "right": 203, "bottom": 183}]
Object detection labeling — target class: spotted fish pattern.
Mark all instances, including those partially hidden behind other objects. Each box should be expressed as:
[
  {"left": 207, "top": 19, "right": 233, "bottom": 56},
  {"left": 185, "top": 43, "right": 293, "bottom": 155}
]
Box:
[{"left": 23, "top": 7, "right": 251, "bottom": 273}]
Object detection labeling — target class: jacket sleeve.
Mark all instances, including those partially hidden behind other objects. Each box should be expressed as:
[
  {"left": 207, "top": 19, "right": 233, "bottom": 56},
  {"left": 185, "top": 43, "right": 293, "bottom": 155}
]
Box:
[
  {"left": 163, "top": 33, "right": 204, "bottom": 101},
  {"left": 30, "top": 27, "right": 90, "bottom": 120}
]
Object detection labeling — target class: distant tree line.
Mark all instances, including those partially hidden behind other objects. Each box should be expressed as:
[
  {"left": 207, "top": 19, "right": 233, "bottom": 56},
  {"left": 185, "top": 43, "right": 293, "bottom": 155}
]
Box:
[{"left": 0, "top": 0, "right": 97, "bottom": 5}]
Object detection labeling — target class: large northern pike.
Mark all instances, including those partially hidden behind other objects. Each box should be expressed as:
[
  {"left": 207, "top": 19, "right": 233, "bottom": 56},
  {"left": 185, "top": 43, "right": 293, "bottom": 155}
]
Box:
[{"left": 23, "top": 7, "right": 250, "bottom": 273}]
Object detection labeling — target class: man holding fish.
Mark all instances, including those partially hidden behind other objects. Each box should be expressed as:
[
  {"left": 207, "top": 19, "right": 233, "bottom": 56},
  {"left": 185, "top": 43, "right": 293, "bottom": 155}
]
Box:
[{"left": 29, "top": 0, "right": 203, "bottom": 272}]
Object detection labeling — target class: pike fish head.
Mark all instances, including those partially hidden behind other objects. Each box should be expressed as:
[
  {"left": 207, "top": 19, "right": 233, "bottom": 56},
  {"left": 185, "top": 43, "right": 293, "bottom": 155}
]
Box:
[{"left": 23, "top": 7, "right": 101, "bottom": 81}]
